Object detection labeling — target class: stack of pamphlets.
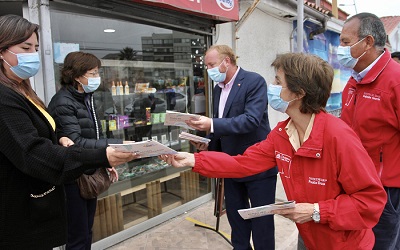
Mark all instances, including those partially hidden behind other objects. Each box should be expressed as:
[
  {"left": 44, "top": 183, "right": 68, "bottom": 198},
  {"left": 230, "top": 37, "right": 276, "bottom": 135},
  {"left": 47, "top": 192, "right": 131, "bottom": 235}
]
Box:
[
  {"left": 238, "top": 200, "right": 296, "bottom": 219},
  {"left": 109, "top": 140, "right": 177, "bottom": 158},
  {"left": 179, "top": 131, "right": 211, "bottom": 144},
  {"left": 164, "top": 110, "right": 200, "bottom": 130}
]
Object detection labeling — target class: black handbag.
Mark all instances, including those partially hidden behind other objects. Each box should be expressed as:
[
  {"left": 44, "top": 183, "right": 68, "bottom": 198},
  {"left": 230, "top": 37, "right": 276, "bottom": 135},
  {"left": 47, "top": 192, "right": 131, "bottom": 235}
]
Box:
[{"left": 77, "top": 168, "right": 112, "bottom": 199}]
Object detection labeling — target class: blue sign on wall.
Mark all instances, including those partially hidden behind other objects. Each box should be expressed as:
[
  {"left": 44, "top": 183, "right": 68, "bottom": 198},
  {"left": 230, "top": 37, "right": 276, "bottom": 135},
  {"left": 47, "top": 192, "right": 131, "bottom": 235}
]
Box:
[{"left": 293, "top": 20, "right": 352, "bottom": 116}]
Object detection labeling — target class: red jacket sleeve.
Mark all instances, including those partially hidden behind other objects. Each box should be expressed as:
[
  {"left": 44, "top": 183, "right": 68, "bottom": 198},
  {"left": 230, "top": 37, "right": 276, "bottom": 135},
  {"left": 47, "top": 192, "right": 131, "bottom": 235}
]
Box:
[{"left": 193, "top": 135, "right": 277, "bottom": 178}]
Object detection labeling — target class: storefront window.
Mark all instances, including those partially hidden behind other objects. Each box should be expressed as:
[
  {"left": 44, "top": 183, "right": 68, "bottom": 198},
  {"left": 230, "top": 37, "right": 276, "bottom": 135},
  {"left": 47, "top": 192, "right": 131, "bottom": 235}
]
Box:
[{"left": 50, "top": 10, "right": 210, "bottom": 242}]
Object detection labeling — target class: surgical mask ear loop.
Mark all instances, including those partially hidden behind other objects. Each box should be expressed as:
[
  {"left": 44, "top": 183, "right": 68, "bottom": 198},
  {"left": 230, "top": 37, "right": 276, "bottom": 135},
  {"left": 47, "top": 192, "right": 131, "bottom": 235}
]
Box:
[
  {"left": 351, "top": 37, "right": 367, "bottom": 58},
  {"left": 1, "top": 53, "right": 12, "bottom": 68},
  {"left": 220, "top": 59, "right": 228, "bottom": 72},
  {"left": 351, "top": 37, "right": 366, "bottom": 48},
  {"left": 356, "top": 51, "right": 366, "bottom": 60},
  {"left": 2, "top": 57, "right": 12, "bottom": 67}
]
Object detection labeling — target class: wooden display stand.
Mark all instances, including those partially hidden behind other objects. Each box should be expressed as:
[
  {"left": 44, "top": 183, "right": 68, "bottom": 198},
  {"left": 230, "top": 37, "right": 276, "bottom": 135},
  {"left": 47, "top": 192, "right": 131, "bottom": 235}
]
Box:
[
  {"left": 180, "top": 170, "right": 200, "bottom": 203},
  {"left": 146, "top": 180, "right": 162, "bottom": 218},
  {"left": 92, "top": 170, "right": 202, "bottom": 242},
  {"left": 92, "top": 193, "right": 124, "bottom": 242}
]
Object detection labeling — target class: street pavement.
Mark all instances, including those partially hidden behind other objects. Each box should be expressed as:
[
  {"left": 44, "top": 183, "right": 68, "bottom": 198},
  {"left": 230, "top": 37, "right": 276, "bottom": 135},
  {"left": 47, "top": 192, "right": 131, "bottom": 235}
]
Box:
[{"left": 108, "top": 175, "right": 298, "bottom": 249}]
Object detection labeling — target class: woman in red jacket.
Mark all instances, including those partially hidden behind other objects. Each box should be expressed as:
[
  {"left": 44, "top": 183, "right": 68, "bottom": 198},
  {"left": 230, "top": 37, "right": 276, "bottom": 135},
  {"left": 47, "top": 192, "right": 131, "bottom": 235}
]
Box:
[{"left": 160, "top": 53, "right": 386, "bottom": 250}]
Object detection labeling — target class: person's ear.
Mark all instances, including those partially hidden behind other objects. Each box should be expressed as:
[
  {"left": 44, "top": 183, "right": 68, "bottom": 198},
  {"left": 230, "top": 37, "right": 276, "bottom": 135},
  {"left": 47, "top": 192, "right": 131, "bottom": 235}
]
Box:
[
  {"left": 297, "top": 88, "right": 306, "bottom": 99},
  {"left": 224, "top": 57, "right": 231, "bottom": 66},
  {"left": 364, "top": 35, "right": 375, "bottom": 50}
]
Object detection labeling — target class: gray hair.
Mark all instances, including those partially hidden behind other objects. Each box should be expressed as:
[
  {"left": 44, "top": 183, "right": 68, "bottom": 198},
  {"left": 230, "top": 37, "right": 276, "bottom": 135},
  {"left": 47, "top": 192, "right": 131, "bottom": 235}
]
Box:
[{"left": 346, "top": 13, "right": 386, "bottom": 50}]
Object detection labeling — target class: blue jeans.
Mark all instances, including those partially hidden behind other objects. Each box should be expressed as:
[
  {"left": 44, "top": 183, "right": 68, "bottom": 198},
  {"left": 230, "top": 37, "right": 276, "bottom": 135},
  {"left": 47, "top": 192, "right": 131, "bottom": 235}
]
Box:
[{"left": 373, "top": 187, "right": 400, "bottom": 250}]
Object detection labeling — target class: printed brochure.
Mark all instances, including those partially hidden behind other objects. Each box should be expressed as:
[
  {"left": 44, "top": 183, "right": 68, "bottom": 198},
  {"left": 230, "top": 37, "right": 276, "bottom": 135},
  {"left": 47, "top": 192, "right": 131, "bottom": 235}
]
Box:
[
  {"left": 109, "top": 140, "right": 177, "bottom": 158},
  {"left": 179, "top": 131, "right": 211, "bottom": 144},
  {"left": 164, "top": 110, "right": 200, "bottom": 130},
  {"left": 238, "top": 201, "right": 296, "bottom": 219}
]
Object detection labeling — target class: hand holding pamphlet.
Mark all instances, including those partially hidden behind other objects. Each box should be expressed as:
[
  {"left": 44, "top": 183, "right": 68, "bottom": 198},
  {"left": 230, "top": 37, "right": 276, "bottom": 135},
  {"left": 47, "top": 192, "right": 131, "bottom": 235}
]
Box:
[
  {"left": 179, "top": 131, "right": 211, "bottom": 144},
  {"left": 238, "top": 201, "right": 296, "bottom": 219},
  {"left": 164, "top": 110, "right": 200, "bottom": 130},
  {"left": 109, "top": 140, "right": 177, "bottom": 158}
]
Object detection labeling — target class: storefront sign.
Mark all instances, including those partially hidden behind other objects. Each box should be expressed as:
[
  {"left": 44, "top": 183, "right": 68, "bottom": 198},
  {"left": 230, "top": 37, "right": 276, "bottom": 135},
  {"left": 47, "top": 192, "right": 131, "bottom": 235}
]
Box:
[
  {"left": 53, "top": 42, "right": 79, "bottom": 63},
  {"left": 135, "top": 0, "right": 239, "bottom": 21}
]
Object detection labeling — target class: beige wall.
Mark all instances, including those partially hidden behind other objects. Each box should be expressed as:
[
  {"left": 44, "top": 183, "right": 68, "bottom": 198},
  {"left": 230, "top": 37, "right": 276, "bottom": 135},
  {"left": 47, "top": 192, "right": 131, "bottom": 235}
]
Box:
[{"left": 215, "top": 5, "right": 292, "bottom": 129}]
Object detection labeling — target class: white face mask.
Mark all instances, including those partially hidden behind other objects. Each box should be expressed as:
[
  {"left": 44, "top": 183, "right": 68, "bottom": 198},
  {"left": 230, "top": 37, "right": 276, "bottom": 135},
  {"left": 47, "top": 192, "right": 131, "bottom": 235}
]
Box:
[
  {"left": 337, "top": 37, "right": 367, "bottom": 69},
  {"left": 80, "top": 76, "right": 101, "bottom": 93},
  {"left": 2, "top": 49, "right": 40, "bottom": 79},
  {"left": 267, "top": 84, "right": 297, "bottom": 113},
  {"left": 207, "top": 60, "right": 228, "bottom": 82}
]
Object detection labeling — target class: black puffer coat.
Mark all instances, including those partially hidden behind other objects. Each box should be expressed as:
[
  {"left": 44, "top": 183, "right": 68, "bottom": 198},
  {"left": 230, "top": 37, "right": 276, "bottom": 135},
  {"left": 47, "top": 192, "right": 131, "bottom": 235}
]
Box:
[{"left": 48, "top": 86, "right": 122, "bottom": 148}]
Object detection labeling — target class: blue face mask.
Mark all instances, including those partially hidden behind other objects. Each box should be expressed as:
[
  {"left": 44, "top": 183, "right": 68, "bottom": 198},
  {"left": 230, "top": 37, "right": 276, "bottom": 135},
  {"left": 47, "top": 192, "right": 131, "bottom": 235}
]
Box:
[
  {"left": 207, "top": 60, "right": 228, "bottom": 82},
  {"left": 337, "top": 37, "right": 366, "bottom": 69},
  {"left": 81, "top": 76, "right": 101, "bottom": 93},
  {"left": 267, "top": 84, "right": 297, "bottom": 113},
  {"left": 3, "top": 49, "right": 40, "bottom": 79}
]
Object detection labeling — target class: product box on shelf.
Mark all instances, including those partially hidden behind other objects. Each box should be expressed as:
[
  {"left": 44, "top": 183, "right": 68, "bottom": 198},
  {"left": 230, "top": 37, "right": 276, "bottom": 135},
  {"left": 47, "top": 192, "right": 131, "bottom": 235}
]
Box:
[
  {"left": 117, "top": 115, "right": 130, "bottom": 129},
  {"left": 151, "top": 113, "right": 161, "bottom": 124}
]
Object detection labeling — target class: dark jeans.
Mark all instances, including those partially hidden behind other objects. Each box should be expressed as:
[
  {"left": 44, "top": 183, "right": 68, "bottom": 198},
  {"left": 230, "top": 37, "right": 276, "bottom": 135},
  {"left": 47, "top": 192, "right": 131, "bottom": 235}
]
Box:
[
  {"left": 373, "top": 187, "right": 400, "bottom": 250},
  {"left": 297, "top": 234, "right": 307, "bottom": 250},
  {"left": 224, "top": 174, "right": 277, "bottom": 250},
  {"left": 65, "top": 183, "right": 97, "bottom": 250}
]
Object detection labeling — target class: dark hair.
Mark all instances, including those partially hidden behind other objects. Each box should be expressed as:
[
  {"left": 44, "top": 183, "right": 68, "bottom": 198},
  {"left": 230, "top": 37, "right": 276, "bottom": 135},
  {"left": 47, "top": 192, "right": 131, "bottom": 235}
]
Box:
[
  {"left": 271, "top": 53, "right": 333, "bottom": 114},
  {"left": 0, "top": 15, "right": 44, "bottom": 108},
  {"left": 346, "top": 13, "right": 386, "bottom": 50},
  {"left": 60, "top": 51, "right": 101, "bottom": 88},
  {"left": 391, "top": 51, "right": 400, "bottom": 59}
]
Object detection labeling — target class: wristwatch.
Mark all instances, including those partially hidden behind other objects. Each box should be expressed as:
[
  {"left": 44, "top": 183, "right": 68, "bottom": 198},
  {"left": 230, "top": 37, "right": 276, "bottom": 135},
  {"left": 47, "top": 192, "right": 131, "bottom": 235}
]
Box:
[{"left": 311, "top": 203, "right": 320, "bottom": 223}]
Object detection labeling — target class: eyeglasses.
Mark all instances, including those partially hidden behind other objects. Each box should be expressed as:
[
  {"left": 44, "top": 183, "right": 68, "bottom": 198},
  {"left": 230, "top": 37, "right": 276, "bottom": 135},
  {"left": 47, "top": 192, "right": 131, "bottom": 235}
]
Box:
[{"left": 86, "top": 71, "right": 100, "bottom": 77}]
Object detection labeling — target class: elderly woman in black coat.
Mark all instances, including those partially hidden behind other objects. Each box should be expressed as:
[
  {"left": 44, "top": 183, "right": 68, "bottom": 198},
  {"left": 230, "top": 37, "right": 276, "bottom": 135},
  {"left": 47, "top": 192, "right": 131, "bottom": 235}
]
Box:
[{"left": 48, "top": 51, "right": 130, "bottom": 250}]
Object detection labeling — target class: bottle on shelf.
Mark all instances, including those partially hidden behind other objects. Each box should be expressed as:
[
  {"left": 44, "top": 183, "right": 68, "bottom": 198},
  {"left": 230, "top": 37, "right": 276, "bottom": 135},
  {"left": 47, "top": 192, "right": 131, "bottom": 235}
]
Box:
[
  {"left": 116, "top": 81, "right": 121, "bottom": 96},
  {"left": 111, "top": 81, "right": 117, "bottom": 96},
  {"left": 124, "top": 81, "right": 130, "bottom": 95},
  {"left": 108, "top": 115, "right": 117, "bottom": 131},
  {"left": 146, "top": 107, "right": 151, "bottom": 125},
  {"left": 118, "top": 81, "right": 124, "bottom": 96}
]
